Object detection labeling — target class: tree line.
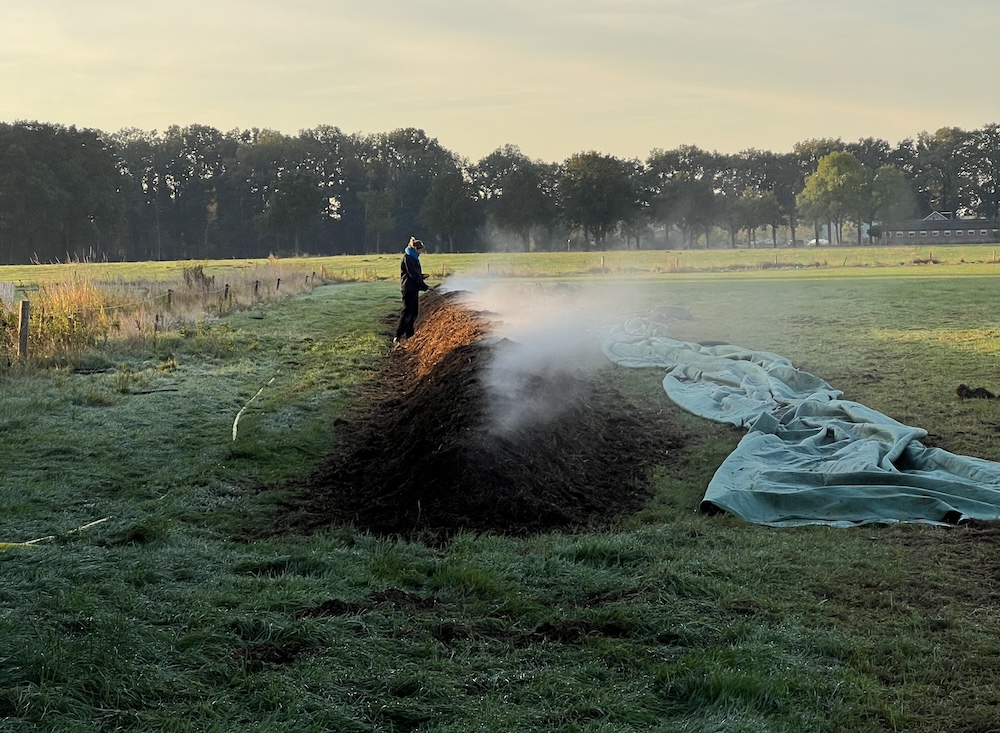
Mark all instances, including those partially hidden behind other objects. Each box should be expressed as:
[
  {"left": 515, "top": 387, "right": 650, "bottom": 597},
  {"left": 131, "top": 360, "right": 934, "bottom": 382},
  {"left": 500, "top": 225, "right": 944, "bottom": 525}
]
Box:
[{"left": 0, "top": 120, "right": 998, "bottom": 263}]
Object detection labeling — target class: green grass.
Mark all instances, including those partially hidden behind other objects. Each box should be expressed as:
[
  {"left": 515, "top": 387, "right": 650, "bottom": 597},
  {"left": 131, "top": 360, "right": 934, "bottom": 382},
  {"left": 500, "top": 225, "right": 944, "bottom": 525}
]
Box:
[
  {"left": 2, "top": 258, "right": 1000, "bottom": 731},
  {"left": 2, "top": 243, "right": 1000, "bottom": 293}
]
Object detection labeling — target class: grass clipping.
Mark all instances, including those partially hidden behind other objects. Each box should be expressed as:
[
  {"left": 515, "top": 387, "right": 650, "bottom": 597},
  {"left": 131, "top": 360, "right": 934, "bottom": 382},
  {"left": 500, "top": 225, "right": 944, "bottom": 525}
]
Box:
[{"left": 289, "top": 289, "right": 685, "bottom": 538}]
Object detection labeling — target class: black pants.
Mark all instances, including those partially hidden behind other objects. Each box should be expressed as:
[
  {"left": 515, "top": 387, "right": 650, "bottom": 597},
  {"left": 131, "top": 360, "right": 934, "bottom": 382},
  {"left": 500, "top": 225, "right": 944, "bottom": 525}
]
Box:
[{"left": 395, "top": 290, "right": 419, "bottom": 339}]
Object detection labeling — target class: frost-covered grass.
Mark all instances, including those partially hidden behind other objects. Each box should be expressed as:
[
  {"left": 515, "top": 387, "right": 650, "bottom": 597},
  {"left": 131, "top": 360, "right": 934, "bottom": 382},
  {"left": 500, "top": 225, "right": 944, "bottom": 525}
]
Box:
[{"left": 2, "top": 264, "right": 1000, "bottom": 731}]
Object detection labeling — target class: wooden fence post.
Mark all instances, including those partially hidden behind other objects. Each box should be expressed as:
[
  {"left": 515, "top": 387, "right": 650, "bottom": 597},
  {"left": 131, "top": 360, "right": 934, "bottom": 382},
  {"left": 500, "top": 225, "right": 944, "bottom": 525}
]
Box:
[{"left": 18, "top": 300, "right": 29, "bottom": 358}]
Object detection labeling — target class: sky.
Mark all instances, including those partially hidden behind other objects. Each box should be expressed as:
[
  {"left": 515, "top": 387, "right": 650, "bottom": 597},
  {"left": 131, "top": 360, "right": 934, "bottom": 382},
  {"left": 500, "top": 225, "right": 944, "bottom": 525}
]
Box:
[{"left": 2, "top": 0, "right": 998, "bottom": 164}]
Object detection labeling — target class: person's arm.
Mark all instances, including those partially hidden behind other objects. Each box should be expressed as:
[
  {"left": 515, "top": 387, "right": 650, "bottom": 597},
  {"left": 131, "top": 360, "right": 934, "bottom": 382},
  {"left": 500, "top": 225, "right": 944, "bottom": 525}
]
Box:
[{"left": 410, "top": 256, "right": 430, "bottom": 291}]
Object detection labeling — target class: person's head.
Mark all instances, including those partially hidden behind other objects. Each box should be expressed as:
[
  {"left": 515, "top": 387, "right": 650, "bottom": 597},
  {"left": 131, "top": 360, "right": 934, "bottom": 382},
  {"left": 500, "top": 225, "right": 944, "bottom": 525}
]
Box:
[{"left": 411, "top": 238, "right": 425, "bottom": 252}]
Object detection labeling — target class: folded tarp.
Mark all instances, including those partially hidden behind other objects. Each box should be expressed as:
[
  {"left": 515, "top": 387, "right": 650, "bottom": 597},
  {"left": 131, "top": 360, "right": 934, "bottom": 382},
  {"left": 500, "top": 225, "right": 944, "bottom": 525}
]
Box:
[
  {"left": 604, "top": 316, "right": 842, "bottom": 427},
  {"left": 602, "top": 311, "right": 1000, "bottom": 527}
]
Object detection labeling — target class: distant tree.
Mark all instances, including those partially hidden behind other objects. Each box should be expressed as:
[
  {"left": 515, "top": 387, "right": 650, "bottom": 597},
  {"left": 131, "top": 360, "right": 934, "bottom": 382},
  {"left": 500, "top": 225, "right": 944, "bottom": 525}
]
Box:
[
  {"left": 868, "top": 165, "right": 916, "bottom": 239},
  {"left": 329, "top": 131, "right": 374, "bottom": 254},
  {"left": 741, "top": 189, "right": 782, "bottom": 246},
  {"left": 618, "top": 157, "right": 651, "bottom": 249},
  {"left": 678, "top": 176, "right": 717, "bottom": 248},
  {"left": 793, "top": 140, "right": 845, "bottom": 244},
  {"left": 644, "top": 152, "right": 682, "bottom": 247},
  {"left": 726, "top": 149, "right": 791, "bottom": 245},
  {"left": 110, "top": 127, "right": 166, "bottom": 260},
  {"left": 532, "top": 162, "right": 563, "bottom": 250},
  {"left": 797, "top": 186, "right": 830, "bottom": 246},
  {"left": 8, "top": 116, "right": 999, "bottom": 261},
  {"left": 475, "top": 146, "right": 556, "bottom": 251},
  {"left": 226, "top": 129, "right": 296, "bottom": 257},
  {"left": 913, "top": 127, "right": 969, "bottom": 215},
  {"left": 256, "top": 169, "right": 326, "bottom": 255},
  {"left": 558, "top": 152, "right": 639, "bottom": 249},
  {"left": 357, "top": 128, "right": 460, "bottom": 244},
  {"left": 474, "top": 144, "right": 524, "bottom": 204},
  {"left": 496, "top": 165, "right": 556, "bottom": 251},
  {"left": 646, "top": 145, "right": 718, "bottom": 247},
  {"left": 714, "top": 154, "right": 747, "bottom": 248},
  {"left": 174, "top": 124, "right": 241, "bottom": 258},
  {"left": 0, "top": 129, "right": 68, "bottom": 263},
  {"left": 717, "top": 189, "right": 743, "bottom": 248},
  {"left": 357, "top": 188, "right": 395, "bottom": 253},
  {"left": 712, "top": 163, "right": 781, "bottom": 248},
  {"left": 758, "top": 190, "right": 785, "bottom": 246},
  {"left": 845, "top": 137, "right": 892, "bottom": 172},
  {"left": 793, "top": 138, "right": 845, "bottom": 178},
  {"left": 0, "top": 122, "right": 124, "bottom": 264},
  {"left": 141, "top": 124, "right": 218, "bottom": 259},
  {"left": 419, "top": 167, "right": 483, "bottom": 252},
  {"left": 963, "top": 123, "right": 1000, "bottom": 221},
  {"left": 297, "top": 125, "right": 357, "bottom": 254},
  {"left": 797, "top": 151, "right": 867, "bottom": 244},
  {"left": 770, "top": 153, "right": 803, "bottom": 245}
]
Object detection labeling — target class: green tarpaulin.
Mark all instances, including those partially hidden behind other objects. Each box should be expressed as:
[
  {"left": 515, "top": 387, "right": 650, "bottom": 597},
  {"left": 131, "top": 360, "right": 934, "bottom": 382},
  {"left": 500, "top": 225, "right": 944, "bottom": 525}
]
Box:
[{"left": 603, "top": 310, "right": 1000, "bottom": 527}]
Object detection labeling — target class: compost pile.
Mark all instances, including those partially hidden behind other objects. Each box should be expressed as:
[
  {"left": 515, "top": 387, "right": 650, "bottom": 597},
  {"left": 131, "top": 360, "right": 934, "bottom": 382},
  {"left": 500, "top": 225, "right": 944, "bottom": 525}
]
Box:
[{"left": 292, "top": 289, "right": 685, "bottom": 537}]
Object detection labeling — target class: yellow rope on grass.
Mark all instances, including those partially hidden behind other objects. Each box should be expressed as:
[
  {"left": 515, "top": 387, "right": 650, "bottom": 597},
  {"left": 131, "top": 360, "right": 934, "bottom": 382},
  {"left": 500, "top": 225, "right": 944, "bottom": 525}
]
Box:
[{"left": 0, "top": 516, "right": 112, "bottom": 550}]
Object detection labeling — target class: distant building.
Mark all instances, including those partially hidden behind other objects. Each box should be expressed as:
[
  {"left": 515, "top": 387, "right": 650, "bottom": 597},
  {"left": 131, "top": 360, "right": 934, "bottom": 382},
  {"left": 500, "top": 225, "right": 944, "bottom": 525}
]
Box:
[{"left": 884, "top": 212, "right": 998, "bottom": 244}]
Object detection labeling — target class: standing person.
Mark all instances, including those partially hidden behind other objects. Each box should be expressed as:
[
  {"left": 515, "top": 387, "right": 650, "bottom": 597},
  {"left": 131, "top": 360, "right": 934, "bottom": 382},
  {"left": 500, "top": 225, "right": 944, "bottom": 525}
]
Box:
[{"left": 394, "top": 237, "right": 430, "bottom": 345}]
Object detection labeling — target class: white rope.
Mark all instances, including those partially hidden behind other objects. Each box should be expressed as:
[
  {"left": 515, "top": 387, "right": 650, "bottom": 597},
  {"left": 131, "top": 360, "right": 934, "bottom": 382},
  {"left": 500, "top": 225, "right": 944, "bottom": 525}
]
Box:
[
  {"left": 0, "top": 516, "right": 112, "bottom": 550},
  {"left": 233, "top": 374, "right": 278, "bottom": 441}
]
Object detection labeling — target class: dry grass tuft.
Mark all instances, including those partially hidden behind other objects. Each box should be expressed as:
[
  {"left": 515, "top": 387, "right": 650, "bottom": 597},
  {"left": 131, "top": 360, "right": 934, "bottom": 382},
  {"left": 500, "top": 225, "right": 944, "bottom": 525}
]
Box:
[{"left": 0, "top": 263, "right": 327, "bottom": 364}]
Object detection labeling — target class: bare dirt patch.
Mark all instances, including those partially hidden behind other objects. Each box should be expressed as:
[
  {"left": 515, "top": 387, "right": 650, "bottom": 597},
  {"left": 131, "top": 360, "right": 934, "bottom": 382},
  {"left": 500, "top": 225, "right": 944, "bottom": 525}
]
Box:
[{"left": 285, "top": 289, "right": 687, "bottom": 538}]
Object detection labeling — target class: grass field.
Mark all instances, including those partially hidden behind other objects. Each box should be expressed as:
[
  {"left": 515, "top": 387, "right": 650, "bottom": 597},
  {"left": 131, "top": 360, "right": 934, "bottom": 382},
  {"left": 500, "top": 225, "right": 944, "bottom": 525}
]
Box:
[
  {"left": 3, "top": 242, "right": 1000, "bottom": 291},
  {"left": 2, "top": 252, "right": 1000, "bottom": 732}
]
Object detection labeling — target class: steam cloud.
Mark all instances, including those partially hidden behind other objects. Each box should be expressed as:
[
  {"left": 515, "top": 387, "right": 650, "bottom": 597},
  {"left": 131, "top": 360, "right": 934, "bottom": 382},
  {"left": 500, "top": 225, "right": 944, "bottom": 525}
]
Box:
[{"left": 438, "top": 277, "right": 654, "bottom": 435}]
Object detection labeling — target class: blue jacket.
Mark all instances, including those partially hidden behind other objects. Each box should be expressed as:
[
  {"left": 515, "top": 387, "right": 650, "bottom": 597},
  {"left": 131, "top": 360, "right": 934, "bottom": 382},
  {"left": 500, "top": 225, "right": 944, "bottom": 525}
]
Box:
[{"left": 400, "top": 246, "right": 429, "bottom": 293}]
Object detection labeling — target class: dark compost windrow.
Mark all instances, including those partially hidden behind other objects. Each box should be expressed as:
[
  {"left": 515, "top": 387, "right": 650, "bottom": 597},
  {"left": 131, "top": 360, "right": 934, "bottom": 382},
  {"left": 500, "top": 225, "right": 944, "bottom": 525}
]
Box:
[{"left": 289, "top": 289, "right": 687, "bottom": 537}]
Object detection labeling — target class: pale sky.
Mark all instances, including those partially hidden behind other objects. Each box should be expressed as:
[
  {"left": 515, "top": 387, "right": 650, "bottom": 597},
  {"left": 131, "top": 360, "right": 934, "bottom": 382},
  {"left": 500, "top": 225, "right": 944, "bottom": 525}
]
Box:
[{"left": 2, "top": 0, "right": 998, "bottom": 164}]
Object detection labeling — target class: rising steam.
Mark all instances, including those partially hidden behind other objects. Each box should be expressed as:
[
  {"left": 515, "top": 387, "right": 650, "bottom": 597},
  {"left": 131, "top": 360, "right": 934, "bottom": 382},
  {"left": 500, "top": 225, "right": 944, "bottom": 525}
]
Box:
[{"left": 438, "top": 277, "right": 653, "bottom": 435}]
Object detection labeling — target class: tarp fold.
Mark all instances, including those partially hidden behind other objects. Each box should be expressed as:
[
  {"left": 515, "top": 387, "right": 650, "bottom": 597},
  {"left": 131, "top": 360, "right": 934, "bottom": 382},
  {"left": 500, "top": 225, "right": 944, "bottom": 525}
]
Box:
[{"left": 602, "top": 310, "right": 1000, "bottom": 527}]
